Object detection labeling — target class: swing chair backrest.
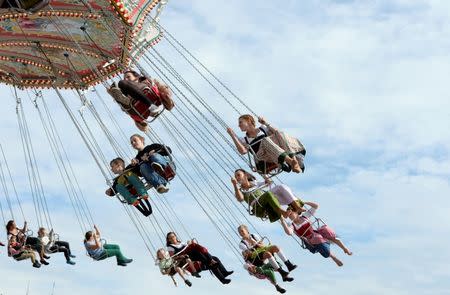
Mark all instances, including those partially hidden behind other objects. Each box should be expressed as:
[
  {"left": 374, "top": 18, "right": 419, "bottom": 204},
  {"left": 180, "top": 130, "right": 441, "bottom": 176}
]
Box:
[
  {"left": 246, "top": 152, "right": 281, "bottom": 177},
  {"left": 245, "top": 134, "right": 282, "bottom": 177},
  {"left": 296, "top": 208, "right": 327, "bottom": 249}
]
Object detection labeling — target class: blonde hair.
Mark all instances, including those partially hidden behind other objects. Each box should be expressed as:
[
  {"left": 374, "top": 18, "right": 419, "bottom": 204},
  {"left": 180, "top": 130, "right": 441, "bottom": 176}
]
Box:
[
  {"left": 237, "top": 224, "right": 248, "bottom": 232},
  {"left": 239, "top": 114, "right": 256, "bottom": 127}
]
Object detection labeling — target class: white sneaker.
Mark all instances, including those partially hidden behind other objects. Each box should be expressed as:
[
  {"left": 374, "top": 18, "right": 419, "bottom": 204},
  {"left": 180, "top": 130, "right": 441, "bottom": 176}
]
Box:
[{"left": 156, "top": 184, "right": 169, "bottom": 194}]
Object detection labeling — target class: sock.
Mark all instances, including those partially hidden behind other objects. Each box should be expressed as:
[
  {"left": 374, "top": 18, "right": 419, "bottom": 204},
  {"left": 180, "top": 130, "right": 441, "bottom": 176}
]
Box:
[
  {"left": 268, "top": 256, "right": 280, "bottom": 270},
  {"left": 277, "top": 251, "right": 288, "bottom": 263}
]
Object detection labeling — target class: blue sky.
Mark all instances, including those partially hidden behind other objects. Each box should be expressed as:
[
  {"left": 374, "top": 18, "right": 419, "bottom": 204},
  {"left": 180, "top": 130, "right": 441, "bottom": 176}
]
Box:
[{"left": 1, "top": 0, "right": 450, "bottom": 294}]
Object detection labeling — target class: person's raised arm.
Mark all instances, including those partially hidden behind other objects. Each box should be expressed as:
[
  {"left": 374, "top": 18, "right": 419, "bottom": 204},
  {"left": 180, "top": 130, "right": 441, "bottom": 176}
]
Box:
[
  {"left": 22, "top": 221, "right": 28, "bottom": 233},
  {"left": 258, "top": 116, "right": 278, "bottom": 134},
  {"left": 94, "top": 225, "right": 101, "bottom": 237},
  {"left": 226, "top": 127, "right": 248, "bottom": 154},
  {"left": 303, "top": 201, "right": 319, "bottom": 210},
  {"left": 280, "top": 217, "right": 294, "bottom": 236},
  {"left": 231, "top": 177, "right": 244, "bottom": 202}
]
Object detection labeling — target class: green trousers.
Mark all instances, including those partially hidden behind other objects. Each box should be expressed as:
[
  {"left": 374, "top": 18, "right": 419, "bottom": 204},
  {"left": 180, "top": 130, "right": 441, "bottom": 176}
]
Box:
[
  {"left": 97, "top": 244, "right": 129, "bottom": 264},
  {"left": 254, "top": 191, "right": 282, "bottom": 222},
  {"left": 256, "top": 264, "right": 276, "bottom": 284}
]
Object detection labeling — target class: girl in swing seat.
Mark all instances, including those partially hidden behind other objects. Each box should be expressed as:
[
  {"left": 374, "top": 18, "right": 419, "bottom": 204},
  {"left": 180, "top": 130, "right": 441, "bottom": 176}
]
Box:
[
  {"left": 156, "top": 248, "right": 197, "bottom": 287},
  {"left": 84, "top": 225, "right": 133, "bottom": 266},
  {"left": 227, "top": 114, "right": 305, "bottom": 174},
  {"left": 280, "top": 201, "right": 353, "bottom": 266}
]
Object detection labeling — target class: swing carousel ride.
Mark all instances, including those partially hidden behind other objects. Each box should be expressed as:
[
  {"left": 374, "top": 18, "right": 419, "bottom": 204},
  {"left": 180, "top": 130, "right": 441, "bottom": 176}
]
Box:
[{"left": 0, "top": 1, "right": 352, "bottom": 293}]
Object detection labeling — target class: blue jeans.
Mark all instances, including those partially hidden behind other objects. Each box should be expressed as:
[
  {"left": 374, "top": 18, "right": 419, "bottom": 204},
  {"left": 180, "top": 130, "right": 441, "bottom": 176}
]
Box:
[{"left": 139, "top": 153, "right": 168, "bottom": 188}]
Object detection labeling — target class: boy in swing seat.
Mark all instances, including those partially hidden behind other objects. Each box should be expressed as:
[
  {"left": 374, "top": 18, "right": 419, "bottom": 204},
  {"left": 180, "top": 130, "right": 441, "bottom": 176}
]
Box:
[{"left": 105, "top": 157, "right": 152, "bottom": 217}]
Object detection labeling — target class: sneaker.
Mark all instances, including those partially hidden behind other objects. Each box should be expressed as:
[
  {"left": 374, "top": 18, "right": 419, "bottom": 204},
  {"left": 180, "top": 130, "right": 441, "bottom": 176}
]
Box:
[
  {"left": 33, "top": 261, "right": 41, "bottom": 268},
  {"left": 117, "top": 262, "right": 127, "bottom": 267},
  {"left": 123, "top": 258, "right": 133, "bottom": 264},
  {"left": 66, "top": 260, "right": 76, "bottom": 265},
  {"left": 151, "top": 162, "right": 165, "bottom": 176},
  {"left": 192, "top": 272, "right": 201, "bottom": 278},
  {"left": 276, "top": 285, "right": 286, "bottom": 294},
  {"left": 40, "top": 259, "right": 49, "bottom": 265},
  {"left": 282, "top": 275, "right": 294, "bottom": 282},
  {"left": 224, "top": 270, "right": 234, "bottom": 277},
  {"left": 43, "top": 255, "right": 51, "bottom": 259},
  {"left": 156, "top": 184, "right": 169, "bottom": 194},
  {"left": 281, "top": 163, "right": 292, "bottom": 172},
  {"left": 69, "top": 254, "right": 76, "bottom": 258},
  {"left": 184, "top": 280, "right": 192, "bottom": 287},
  {"left": 221, "top": 278, "right": 231, "bottom": 284}
]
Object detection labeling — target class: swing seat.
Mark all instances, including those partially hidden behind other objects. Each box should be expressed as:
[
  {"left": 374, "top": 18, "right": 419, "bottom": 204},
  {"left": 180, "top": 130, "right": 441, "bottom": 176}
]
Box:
[{"left": 160, "top": 162, "right": 176, "bottom": 181}]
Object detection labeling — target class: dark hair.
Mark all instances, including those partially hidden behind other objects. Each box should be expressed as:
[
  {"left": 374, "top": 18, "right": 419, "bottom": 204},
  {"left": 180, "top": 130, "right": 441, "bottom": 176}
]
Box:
[
  {"left": 166, "top": 231, "right": 180, "bottom": 247},
  {"left": 110, "top": 157, "right": 125, "bottom": 166},
  {"left": 234, "top": 169, "right": 256, "bottom": 182},
  {"left": 123, "top": 69, "right": 140, "bottom": 78},
  {"left": 6, "top": 220, "right": 15, "bottom": 233},
  {"left": 84, "top": 231, "right": 93, "bottom": 243}
]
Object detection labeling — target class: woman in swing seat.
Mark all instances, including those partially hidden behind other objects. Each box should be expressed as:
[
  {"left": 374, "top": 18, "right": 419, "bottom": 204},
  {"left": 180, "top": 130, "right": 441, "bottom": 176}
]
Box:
[
  {"left": 280, "top": 201, "right": 353, "bottom": 266},
  {"left": 231, "top": 169, "right": 288, "bottom": 223},
  {"left": 166, "top": 232, "right": 233, "bottom": 284},
  {"left": 238, "top": 224, "right": 296, "bottom": 282},
  {"left": 37, "top": 227, "right": 76, "bottom": 265},
  {"left": 6, "top": 220, "right": 49, "bottom": 265},
  {"left": 8, "top": 234, "right": 41, "bottom": 268},
  {"left": 108, "top": 70, "right": 174, "bottom": 131},
  {"left": 130, "top": 134, "right": 172, "bottom": 194},
  {"left": 84, "top": 225, "right": 133, "bottom": 266},
  {"left": 227, "top": 114, "right": 305, "bottom": 174}
]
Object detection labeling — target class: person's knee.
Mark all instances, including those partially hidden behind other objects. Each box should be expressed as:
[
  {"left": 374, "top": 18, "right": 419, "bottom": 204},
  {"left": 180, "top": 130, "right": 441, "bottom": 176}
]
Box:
[
  {"left": 263, "top": 252, "right": 273, "bottom": 259},
  {"left": 270, "top": 245, "right": 280, "bottom": 253},
  {"left": 118, "top": 79, "right": 130, "bottom": 89}
]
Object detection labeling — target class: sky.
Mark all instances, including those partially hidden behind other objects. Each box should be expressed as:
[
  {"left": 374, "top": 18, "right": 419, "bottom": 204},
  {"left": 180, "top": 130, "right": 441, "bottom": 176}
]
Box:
[{"left": 1, "top": 0, "right": 450, "bottom": 294}]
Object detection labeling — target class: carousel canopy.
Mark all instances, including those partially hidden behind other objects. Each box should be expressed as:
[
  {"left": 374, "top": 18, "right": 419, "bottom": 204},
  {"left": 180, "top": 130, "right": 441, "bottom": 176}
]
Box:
[{"left": 0, "top": 0, "right": 165, "bottom": 89}]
